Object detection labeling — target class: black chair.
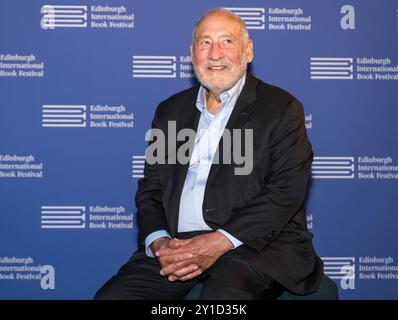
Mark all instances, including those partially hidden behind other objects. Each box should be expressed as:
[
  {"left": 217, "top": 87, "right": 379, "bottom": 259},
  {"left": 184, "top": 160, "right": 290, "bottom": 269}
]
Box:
[{"left": 183, "top": 275, "right": 339, "bottom": 300}]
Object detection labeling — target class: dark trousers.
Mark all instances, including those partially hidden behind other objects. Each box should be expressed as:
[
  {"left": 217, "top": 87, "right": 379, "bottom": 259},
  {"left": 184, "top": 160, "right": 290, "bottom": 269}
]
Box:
[{"left": 94, "top": 232, "right": 285, "bottom": 300}]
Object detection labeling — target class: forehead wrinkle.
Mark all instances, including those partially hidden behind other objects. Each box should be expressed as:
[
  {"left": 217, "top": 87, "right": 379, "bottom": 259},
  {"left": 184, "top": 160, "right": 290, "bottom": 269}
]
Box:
[
  {"left": 197, "top": 32, "right": 236, "bottom": 40},
  {"left": 199, "top": 16, "right": 241, "bottom": 30}
]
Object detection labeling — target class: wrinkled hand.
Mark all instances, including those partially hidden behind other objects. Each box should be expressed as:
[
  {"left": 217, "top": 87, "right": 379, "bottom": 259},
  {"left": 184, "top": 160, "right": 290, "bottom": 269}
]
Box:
[
  {"left": 156, "top": 232, "right": 233, "bottom": 282},
  {"left": 150, "top": 237, "right": 197, "bottom": 278}
]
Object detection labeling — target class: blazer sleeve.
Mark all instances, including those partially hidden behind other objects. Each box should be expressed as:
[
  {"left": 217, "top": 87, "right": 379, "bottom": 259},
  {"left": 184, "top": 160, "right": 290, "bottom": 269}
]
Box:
[
  {"left": 135, "top": 104, "right": 170, "bottom": 246},
  {"left": 221, "top": 99, "right": 313, "bottom": 251}
]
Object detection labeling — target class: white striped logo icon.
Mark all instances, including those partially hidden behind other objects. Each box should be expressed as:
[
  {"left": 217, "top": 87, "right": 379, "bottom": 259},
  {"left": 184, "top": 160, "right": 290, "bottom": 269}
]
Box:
[
  {"left": 224, "top": 7, "right": 265, "bottom": 29},
  {"left": 310, "top": 57, "right": 353, "bottom": 79},
  {"left": 132, "top": 155, "right": 145, "bottom": 178},
  {"left": 42, "top": 105, "right": 86, "bottom": 127},
  {"left": 41, "top": 206, "right": 86, "bottom": 229},
  {"left": 321, "top": 257, "right": 355, "bottom": 280},
  {"left": 312, "top": 156, "right": 355, "bottom": 179},
  {"left": 40, "top": 5, "right": 87, "bottom": 29},
  {"left": 132, "top": 56, "right": 176, "bottom": 78}
]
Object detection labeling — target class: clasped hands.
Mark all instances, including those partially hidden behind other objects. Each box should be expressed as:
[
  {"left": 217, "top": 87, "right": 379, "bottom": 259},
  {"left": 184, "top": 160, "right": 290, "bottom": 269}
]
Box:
[{"left": 150, "top": 231, "right": 233, "bottom": 282}]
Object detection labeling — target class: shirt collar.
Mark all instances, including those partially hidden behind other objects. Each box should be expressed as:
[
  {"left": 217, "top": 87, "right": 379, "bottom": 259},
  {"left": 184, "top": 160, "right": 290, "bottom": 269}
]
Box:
[{"left": 195, "top": 72, "right": 247, "bottom": 114}]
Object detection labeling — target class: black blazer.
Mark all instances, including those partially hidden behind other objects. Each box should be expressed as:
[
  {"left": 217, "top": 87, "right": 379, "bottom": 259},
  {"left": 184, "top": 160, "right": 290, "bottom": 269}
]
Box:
[{"left": 136, "top": 73, "right": 323, "bottom": 294}]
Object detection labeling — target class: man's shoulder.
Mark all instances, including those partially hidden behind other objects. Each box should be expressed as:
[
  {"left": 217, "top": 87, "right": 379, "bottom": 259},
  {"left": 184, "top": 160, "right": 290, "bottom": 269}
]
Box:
[
  {"left": 252, "top": 75, "right": 298, "bottom": 106},
  {"left": 248, "top": 74, "right": 305, "bottom": 124},
  {"left": 156, "top": 85, "right": 199, "bottom": 115}
]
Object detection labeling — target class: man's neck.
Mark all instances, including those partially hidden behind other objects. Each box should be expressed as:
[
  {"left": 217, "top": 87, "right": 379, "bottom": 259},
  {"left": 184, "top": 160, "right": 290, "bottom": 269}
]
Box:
[{"left": 205, "top": 89, "right": 222, "bottom": 114}]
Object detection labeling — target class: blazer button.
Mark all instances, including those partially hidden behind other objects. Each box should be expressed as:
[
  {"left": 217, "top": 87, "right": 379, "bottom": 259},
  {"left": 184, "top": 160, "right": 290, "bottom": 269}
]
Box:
[
  {"left": 264, "top": 234, "right": 273, "bottom": 241},
  {"left": 204, "top": 207, "right": 215, "bottom": 213}
]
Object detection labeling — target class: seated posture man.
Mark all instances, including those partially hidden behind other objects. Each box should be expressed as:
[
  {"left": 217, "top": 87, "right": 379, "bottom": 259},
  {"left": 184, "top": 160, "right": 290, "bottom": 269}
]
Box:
[{"left": 95, "top": 8, "right": 323, "bottom": 300}]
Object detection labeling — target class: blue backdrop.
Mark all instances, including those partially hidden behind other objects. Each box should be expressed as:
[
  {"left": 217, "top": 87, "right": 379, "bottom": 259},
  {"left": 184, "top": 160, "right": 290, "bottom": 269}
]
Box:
[{"left": 1, "top": 0, "right": 397, "bottom": 299}]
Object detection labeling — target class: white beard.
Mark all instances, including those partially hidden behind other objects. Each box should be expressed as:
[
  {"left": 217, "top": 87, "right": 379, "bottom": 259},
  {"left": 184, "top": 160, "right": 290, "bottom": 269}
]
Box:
[{"left": 192, "top": 57, "right": 248, "bottom": 99}]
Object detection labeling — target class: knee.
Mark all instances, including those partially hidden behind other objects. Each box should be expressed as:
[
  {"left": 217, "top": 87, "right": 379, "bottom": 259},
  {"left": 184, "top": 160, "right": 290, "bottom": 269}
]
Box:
[
  {"left": 93, "top": 278, "right": 124, "bottom": 300},
  {"left": 199, "top": 258, "right": 276, "bottom": 299},
  {"left": 93, "top": 286, "right": 116, "bottom": 300}
]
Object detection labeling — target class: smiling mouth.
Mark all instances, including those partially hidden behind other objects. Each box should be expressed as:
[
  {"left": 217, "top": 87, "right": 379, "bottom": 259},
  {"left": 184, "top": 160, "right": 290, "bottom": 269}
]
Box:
[{"left": 207, "top": 65, "right": 228, "bottom": 71}]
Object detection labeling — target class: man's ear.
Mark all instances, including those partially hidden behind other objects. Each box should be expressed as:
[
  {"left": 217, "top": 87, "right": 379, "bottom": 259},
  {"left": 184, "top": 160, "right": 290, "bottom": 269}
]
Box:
[
  {"left": 190, "top": 45, "right": 193, "bottom": 63},
  {"left": 246, "top": 39, "right": 254, "bottom": 63}
]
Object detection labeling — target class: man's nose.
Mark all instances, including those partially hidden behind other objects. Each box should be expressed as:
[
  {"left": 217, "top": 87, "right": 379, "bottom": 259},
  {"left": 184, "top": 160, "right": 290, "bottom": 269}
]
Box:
[{"left": 208, "top": 43, "right": 224, "bottom": 60}]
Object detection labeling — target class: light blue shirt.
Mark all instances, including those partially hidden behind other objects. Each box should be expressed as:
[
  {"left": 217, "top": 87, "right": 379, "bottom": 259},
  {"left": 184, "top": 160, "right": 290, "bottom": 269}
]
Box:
[{"left": 145, "top": 74, "right": 246, "bottom": 257}]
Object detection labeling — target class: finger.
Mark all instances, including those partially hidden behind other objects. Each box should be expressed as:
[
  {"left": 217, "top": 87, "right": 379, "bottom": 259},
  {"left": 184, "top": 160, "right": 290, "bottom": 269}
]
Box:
[
  {"left": 156, "top": 247, "right": 190, "bottom": 257},
  {"left": 170, "top": 264, "right": 198, "bottom": 278},
  {"left": 178, "top": 268, "right": 203, "bottom": 281},
  {"left": 158, "top": 252, "right": 194, "bottom": 266},
  {"left": 160, "top": 260, "right": 191, "bottom": 276},
  {"left": 168, "top": 274, "right": 178, "bottom": 282},
  {"left": 156, "top": 248, "right": 171, "bottom": 256}
]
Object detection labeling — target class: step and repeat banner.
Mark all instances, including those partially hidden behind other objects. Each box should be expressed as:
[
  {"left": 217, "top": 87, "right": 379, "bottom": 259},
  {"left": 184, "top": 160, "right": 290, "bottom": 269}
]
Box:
[{"left": 0, "top": 0, "right": 397, "bottom": 299}]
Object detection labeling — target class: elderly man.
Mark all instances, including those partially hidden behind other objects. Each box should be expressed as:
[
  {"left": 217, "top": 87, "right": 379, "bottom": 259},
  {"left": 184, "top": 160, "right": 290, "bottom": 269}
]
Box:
[{"left": 95, "top": 8, "right": 323, "bottom": 300}]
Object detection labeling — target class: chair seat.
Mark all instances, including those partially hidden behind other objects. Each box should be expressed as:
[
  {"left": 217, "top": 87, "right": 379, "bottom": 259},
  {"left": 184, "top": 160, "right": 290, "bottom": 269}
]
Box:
[
  {"left": 278, "top": 275, "right": 339, "bottom": 300},
  {"left": 184, "top": 275, "right": 339, "bottom": 300}
]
